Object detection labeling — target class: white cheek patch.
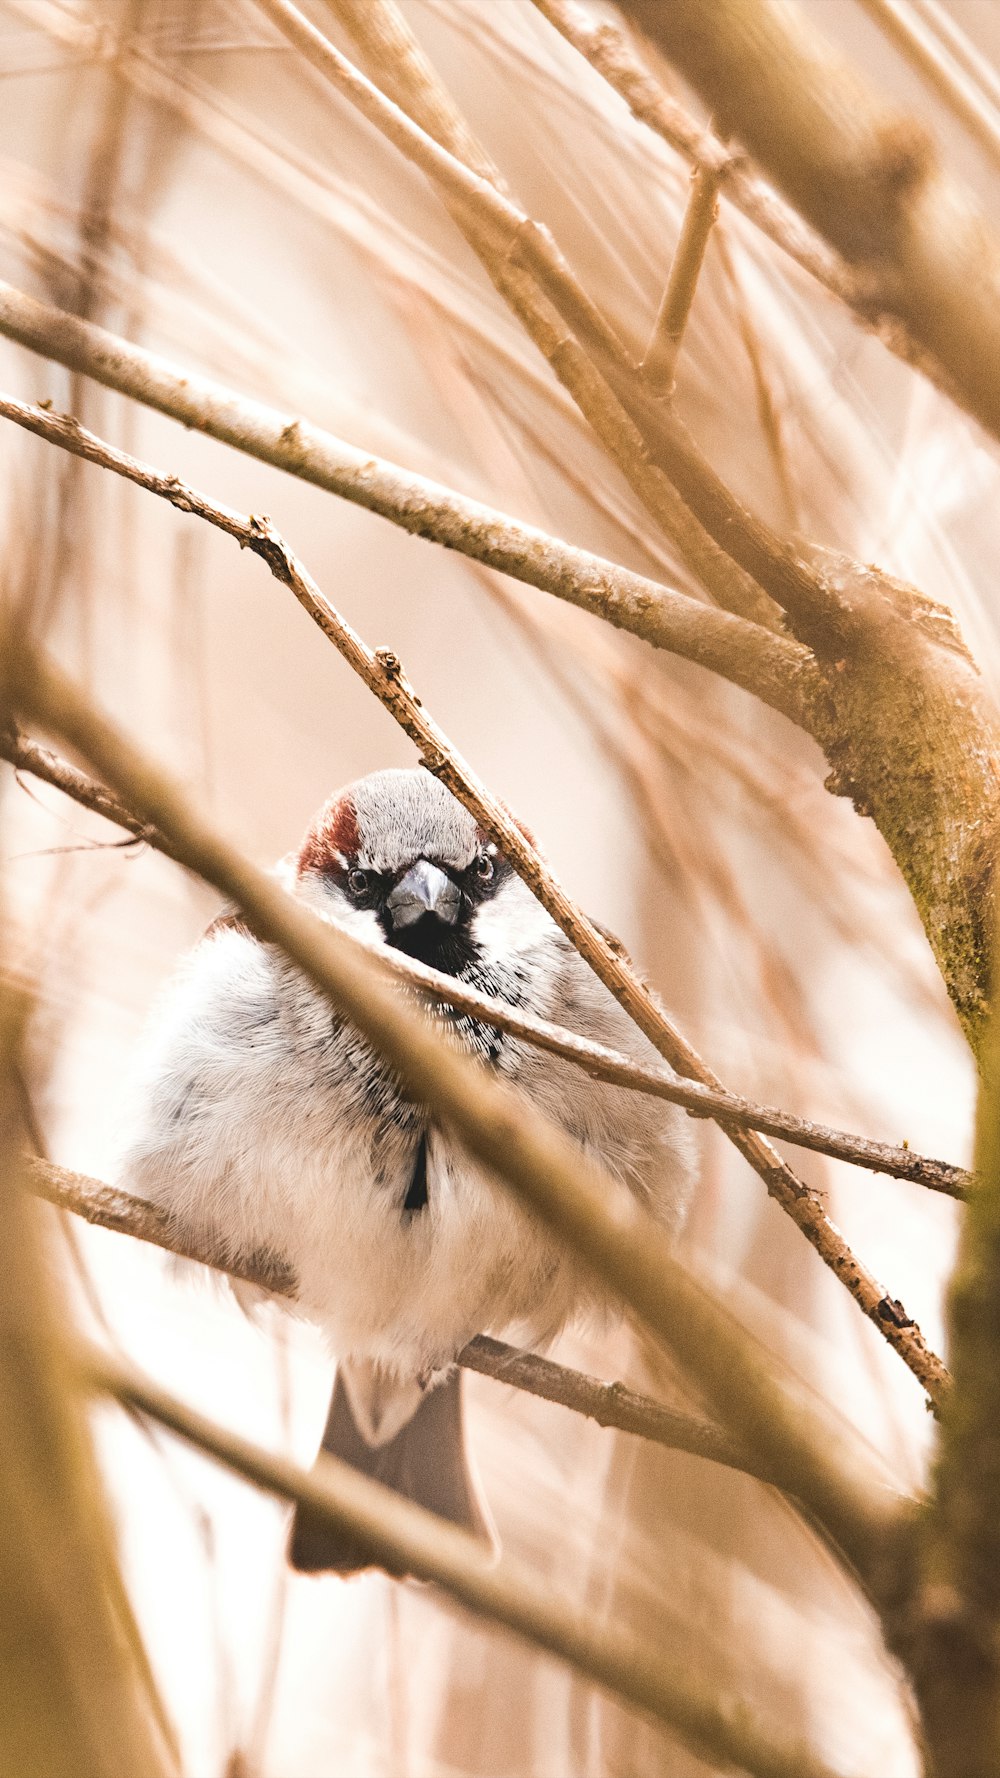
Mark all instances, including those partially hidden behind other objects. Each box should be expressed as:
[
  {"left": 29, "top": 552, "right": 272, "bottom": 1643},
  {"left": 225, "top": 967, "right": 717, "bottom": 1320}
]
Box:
[
  {"left": 294, "top": 873, "right": 385, "bottom": 945},
  {"left": 472, "top": 880, "right": 554, "bottom": 963}
]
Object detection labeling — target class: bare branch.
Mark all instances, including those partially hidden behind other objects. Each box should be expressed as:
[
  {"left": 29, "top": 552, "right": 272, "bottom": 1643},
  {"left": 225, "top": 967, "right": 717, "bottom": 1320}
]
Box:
[
  {"left": 254, "top": 0, "right": 629, "bottom": 370},
  {"left": 641, "top": 163, "right": 721, "bottom": 395},
  {"left": 28, "top": 1158, "right": 782, "bottom": 1488},
  {"left": 0, "top": 723, "right": 167, "bottom": 852},
  {"left": 0, "top": 390, "right": 951, "bottom": 1406},
  {"left": 81, "top": 1343, "right": 847, "bottom": 1778},
  {"left": 5, "top": 728, "right": 971, "bottom": 1199},
  {"left": 11, "top": 640, "right": 908, "bottom": 1585},
  {"left": 615, "top": 0, "right": 1000, "bottom": 447},
  {"left": 0, "top": 324, "right": 810, "bottom": 724}
]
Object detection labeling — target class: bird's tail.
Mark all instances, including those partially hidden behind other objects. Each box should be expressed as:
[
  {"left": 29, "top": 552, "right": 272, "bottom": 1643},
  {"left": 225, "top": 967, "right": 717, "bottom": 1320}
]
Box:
[{"left": 288, "top": 1359, "right": 497, "bottom": 1575}]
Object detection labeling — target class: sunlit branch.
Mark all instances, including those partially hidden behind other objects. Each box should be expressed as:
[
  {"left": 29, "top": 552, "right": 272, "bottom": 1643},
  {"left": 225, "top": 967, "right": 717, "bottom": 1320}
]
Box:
[
  {"left": 855, "top": 0, "right": 1000, "bottom": 174},
  {"left": 0, "top": 321, "right": 810, "bottom": 724},
  {"left": 614, "top": 0, "right": 1000, "bottom": 447},
  {"left": 28, "top": 1158, "right": 780, "bottom": 1486},
  {"left": 529, "top": 0, "right": 975, "bottom": 405},
  {"left": 255, "top": 0, "right": 775, "bottom": 628}
]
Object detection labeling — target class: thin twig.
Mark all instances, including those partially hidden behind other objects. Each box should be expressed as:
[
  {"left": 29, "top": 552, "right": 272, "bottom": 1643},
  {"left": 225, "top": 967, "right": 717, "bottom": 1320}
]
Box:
[
  {"left": 528, "top": 0, "right": 968, "bottom": 403},
  {"left": 3, "top": 729, "right": 970, "bottom": 1197},
  {"left": 641, "top": 162, "right": 721, "bottom": 394},
  {"left": 0, "top": 724, "right": 166, "bottom": 851},
  {"left": 81, "top": 1343, "right": 846, "bottom": 1778},
  {"left": 910, "top": 0, "right": 1000, "bottom": 119},
  {"left": 252, "top": 0, "right": 629, "bottom": 371},
  {"left": 0, "top": 390, "right": 950, "bottom": 1407},
  {"left": 12, "top": 639, "right": 909, "bottom": 1586}
]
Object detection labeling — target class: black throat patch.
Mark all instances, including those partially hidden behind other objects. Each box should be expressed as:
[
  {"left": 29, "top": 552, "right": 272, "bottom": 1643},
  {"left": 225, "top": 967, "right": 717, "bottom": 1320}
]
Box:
[{"left": 403, "top": 1130, "right": 430, "bottom": 1213}]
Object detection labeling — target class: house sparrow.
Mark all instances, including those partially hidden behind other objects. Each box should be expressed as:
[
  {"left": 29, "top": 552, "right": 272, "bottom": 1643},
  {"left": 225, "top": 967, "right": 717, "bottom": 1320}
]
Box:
[{"left": 120, "top": 768, "right": 695, "bottom": 1573}]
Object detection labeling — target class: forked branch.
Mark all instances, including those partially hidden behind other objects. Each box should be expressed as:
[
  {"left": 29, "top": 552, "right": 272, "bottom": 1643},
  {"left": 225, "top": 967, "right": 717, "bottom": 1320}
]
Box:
[{"left": 615, "top": 0, "right": 1000, "bottom": 446}]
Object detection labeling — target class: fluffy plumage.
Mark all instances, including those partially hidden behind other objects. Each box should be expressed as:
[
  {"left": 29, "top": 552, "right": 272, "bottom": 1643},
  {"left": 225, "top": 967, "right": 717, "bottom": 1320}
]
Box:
[{"left": 119, "top": 768, "right": 695, "bottom": 1570}]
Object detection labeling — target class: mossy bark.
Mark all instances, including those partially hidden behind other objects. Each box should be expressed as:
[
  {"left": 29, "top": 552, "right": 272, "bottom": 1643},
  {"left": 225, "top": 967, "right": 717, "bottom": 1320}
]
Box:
[{"left": 793, "top": 552, "right": 1000, "bottom": 1062}]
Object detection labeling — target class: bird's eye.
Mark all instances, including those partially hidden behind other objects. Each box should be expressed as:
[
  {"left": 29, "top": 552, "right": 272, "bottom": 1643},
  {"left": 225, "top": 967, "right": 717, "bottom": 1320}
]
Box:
[
  {"left": 346, "top": 868, "right": 371, "bottom": 897},
  {"left": 474, "top": 852, "right": 494, "bottom": 883}
]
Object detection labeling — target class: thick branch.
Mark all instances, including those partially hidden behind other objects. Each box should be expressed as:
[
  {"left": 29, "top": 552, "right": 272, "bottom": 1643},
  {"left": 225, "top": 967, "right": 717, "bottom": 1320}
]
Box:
[
  {"left": 11, "top": 642, "right": 907, "bottom": 1587},
  {"left": 616, "top": 0, "right": 1000, "bottom": 447},
  {"left": 82, "top": 1344, "right": 845, "bottom": 1778},
  {"left": 0, "top": 309, "right": 809, "bottom": 722},
  {"left": 0, "top": 391, "right": 951, "bottom": 1406},
  {"left": 894, "top": 1010, "right": 1000, "bottom": 1774}
]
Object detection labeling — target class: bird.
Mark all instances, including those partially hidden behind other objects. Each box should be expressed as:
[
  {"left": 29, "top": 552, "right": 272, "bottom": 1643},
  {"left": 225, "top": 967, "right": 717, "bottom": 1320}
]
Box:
[{"left": 119, "top": 767, "right": 695, "bottom": 1574}]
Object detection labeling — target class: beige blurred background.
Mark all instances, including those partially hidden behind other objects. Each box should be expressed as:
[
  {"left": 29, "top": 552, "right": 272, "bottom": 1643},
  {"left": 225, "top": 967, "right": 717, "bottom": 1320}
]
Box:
[{"left": 2, "top": 1, "right": 999, "bottom": 1772}]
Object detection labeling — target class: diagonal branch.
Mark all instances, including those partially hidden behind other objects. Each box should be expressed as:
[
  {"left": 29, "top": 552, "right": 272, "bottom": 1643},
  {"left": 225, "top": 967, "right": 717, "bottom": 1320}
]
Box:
[
  {"left": 641, "top": 161, "right": 721, "bottom": 395},
  {"left": 81, "top": 1343, "right": 846, "bottom": 1778},
  {"left": 854, "top": 0, "right": 1000, "bottom": 176},
  {"left": 0, "top": 390, "right": 950, "bottom": 1405},
  {"left": 0, "top": 309, "right": 810, "bottom": 722},
  {"left": 3, "top": 724, "right": 970, "bottom": 1197},
  {"left": 10, "top": 637, "right": 910, "bottom": 1588},
  {"left": 26, "top": 1157, "right": 786, "bottom": 1489},
  {"left": 529, "top": 0, "right": 964, "bottom": 400},
  {"left": 5, "top": 287, "right": 996, "bottom": 1058}
]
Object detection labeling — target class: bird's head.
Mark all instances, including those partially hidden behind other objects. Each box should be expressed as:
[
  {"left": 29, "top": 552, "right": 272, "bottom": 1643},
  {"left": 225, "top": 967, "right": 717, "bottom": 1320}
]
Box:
[{"left": 295, "top": 768, "right": 544, "bottom": 975}]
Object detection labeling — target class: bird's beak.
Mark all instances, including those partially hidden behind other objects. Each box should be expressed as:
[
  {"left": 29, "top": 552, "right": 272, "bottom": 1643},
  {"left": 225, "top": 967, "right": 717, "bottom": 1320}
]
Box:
[{"left": 386, "top": 860, "right": 460, "bottom": 930}]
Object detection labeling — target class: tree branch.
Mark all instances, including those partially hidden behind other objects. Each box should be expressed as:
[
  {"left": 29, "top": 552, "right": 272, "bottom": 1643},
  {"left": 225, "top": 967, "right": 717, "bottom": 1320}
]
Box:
[
  {"left": 80, "top": 1343, "right": 846, "bottom": 1778},
  {"left": 893, "top": 999, "right": 1000, "bottom": 1774},
  {"left": 4, "top": 725, "right": 971, "bottom": 1198},
  {"left": 0, "top": 315, "right": 809, "bottom": 723},
  {"left": 0, "top": 390, "right": 951, "bottom": 1407},
  {"left": 615, "top": 0, "right": 1000, "bottom": 447},
  {"left": 854, "top": 0, "right": 1000, "bottom": 177},
  {"left": 27, "top": 1157, "right": 784, "bottom": 1489},
  {"left": 10, "top": 639, "right": 908, "bottom": 1589},
  {"left": 641, "top": 162, "right": 721, "bottom": 395}
]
